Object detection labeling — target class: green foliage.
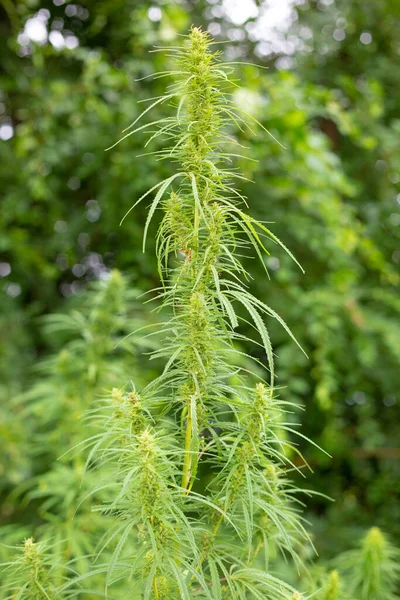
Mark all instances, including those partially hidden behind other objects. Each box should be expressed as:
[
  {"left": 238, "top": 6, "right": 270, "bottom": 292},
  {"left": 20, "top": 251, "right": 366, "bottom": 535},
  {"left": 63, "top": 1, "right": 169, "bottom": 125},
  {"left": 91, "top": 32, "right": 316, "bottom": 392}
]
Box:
[
  {"left": 281, "top": 0, "right": 400, "bottom": 543},
  {"left": 1, "top": 0, "right": 399, "bottom": 597}
]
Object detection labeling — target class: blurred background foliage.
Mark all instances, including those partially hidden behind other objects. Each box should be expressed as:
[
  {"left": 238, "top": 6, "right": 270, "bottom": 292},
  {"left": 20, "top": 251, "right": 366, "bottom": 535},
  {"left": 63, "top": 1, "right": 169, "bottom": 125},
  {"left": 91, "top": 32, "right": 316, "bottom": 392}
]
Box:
[{"left": 0, "top": 0, "right": 399, "bottom": 581}]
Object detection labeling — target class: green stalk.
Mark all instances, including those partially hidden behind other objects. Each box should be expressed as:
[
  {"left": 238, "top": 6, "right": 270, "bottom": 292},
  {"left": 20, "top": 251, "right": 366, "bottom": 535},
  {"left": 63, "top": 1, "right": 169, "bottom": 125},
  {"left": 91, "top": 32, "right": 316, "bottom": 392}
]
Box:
[{"left": 181, "top": 401, "right": 193, "bottom": 490}]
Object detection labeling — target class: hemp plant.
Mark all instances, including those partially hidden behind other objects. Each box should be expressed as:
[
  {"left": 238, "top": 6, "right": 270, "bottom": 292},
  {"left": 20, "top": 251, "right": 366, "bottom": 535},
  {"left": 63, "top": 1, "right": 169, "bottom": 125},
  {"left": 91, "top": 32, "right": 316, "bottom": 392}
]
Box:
[
  {"left": 1, "top": 538, "right": 72, "bottom": 600},
  {"left": 80, "top": 26, "right": 315, "bottom": 599},
  {"left": 334, "top": 527, "right": 400, "bottom": 600},
  {"left": 303, "top": 527, "right": 400, "bottom": 600}
]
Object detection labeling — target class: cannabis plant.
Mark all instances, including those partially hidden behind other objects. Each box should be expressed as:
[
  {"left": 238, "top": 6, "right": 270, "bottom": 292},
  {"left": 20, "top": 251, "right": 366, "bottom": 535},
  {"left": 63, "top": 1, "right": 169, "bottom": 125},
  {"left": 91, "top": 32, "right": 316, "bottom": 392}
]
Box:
[
  {"left": 77, "top": 26, "right": 316, "bottom": 599},
  {"left": 0, "top": 272, "right": 159, "bottom": 597},
  {"left": 334, "top": 527, "right": 400, "bottom": 600},
  {"left": 300, "top": 527, "right": 400, "bottom": 600},
  {"left": 1, "top": 538, "right": 73, "bottom": 600}
]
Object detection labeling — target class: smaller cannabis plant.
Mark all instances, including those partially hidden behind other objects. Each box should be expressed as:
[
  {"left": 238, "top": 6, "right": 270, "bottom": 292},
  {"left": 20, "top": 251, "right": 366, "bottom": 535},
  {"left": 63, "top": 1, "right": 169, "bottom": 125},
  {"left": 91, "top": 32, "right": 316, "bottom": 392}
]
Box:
[
  {"left": 0, "top": 272, "right": 159, "bottom": 598},
  {"left": 303, "top": 527, "right": 400, "bottom": 600},
  {"left": 1, "top": 538, "right": 70, "bottom": 600},
  {"left": 334, "top": 527, "right": 400, "bottom": 600}
]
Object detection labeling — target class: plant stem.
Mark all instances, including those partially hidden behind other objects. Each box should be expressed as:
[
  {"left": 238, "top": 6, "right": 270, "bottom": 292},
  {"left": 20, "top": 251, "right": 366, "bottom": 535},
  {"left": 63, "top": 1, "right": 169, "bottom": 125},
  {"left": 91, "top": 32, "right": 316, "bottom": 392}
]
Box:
[
  {"left": 181, "top": 402, "right": 193, "bottom": 490},
  {"left": 153, "top": 577, "right": 159, "bottom": 600}
]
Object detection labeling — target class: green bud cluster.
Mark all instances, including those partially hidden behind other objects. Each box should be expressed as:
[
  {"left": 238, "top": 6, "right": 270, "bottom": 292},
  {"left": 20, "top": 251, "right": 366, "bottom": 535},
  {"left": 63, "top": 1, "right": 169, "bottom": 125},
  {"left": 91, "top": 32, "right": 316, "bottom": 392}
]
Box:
[
  {"left": 136, "top": 430, "right": 163, "bottom": 519},
  {"left": 23, "top": 538, "right": 42, "bottom": 579},
  {"left": 179, "top": 28, "right": 222, "bottom": 179},
  {"left": 322, "top": 570, "right": 340, "bottom": 600},
  {"left": 21, "top": 538, "right": 55, "bottom": 600},
  {"left": 227, "top": 441, "right": 255, "bottom": 497},
  {"left": 161, "top": 191, "right": 193, "bottom": 255},
  {"left": 364, "top": 525, "right": 385, "bottom": 558},
  {"left": 247, "top": 382, "right": 272, "bottom": 444},
  {"left": 112, "top": 387, "right": 147, "bottom": 435}
]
